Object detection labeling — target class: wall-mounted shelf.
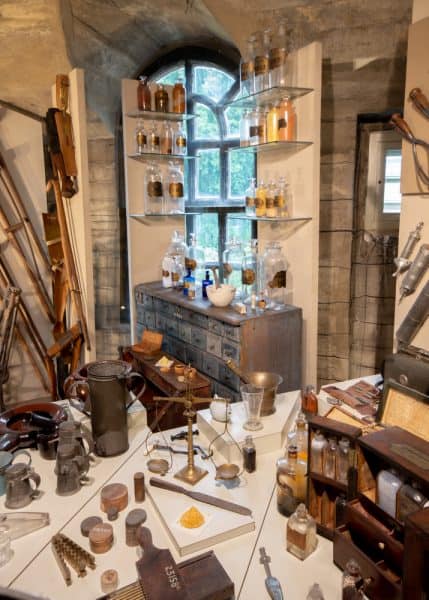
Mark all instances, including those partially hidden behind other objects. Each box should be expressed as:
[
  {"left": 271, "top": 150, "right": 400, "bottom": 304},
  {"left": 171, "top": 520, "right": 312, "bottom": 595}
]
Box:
[
  {"left": 130, "top": 212, "right": 198, "bottom": 223},
  {"left": 127, "top": 110, "right": 195, "bottom": 121},
  {"left": 225, "top": 85, "right": 313, "bottom": 109},
  {"left": 229, "top": 215, "right": 312, "bottom": 223},
  {"left": 229, "top": 140, "right": 312, "bottom": 155},
  {"left": 128, "top": 153, "right": 195, "bottom": 161}
]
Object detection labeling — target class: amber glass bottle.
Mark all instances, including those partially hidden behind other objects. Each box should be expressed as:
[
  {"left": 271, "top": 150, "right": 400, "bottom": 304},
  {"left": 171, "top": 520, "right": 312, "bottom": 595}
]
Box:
[
  {"left": 155, "top": 84, "right": 169, "bottom": 113},
  {"left": 172, "top": 79, "right": 186, "bottom": 113},
  {"left": 137, "top": 77, "right": 151, "bottom": 111}
]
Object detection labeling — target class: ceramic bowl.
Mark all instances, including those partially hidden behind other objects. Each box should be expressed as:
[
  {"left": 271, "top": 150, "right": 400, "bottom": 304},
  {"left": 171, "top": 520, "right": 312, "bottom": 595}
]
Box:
[
  {"left": 206, "top": 284, "right": 236, "bottom": 307},
  {"left": 210, "top": 398, "right": 232, "bottom": 422}
]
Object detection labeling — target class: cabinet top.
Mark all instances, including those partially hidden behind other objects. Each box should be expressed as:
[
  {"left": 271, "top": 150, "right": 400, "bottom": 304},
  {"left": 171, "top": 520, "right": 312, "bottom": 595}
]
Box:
[{"left": 135, "top": 281, "right": 301, "bottom": 326}]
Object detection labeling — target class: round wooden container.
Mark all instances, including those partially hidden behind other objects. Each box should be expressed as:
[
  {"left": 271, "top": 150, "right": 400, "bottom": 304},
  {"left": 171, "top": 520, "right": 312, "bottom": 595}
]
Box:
[
  {"left": 125, "top": 509, "right": 147, "bottom": 547},
  {"left": 80, "top": 516, "right": 102, "bottom": 537},
  {"left": 89, "top": 522, "right": 114, "bottom": 553},
  {"left": 100, "top": 483, "right": 128, "bottom": 513}
]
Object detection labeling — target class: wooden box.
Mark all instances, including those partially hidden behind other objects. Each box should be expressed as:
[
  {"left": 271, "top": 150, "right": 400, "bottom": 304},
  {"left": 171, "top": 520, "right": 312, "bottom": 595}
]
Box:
[
  {"left": 306, "top": 415, "right": 362, "bottom": 540},
  {"left": 333, "top": 426, "right": 429, "bottom": 600}
]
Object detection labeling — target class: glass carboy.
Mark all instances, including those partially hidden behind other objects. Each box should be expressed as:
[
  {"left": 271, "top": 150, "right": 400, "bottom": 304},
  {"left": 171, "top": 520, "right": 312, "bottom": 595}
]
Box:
[
  {"left": 144, "top": 162, "right": 164, "bottom": 214},
  {"left": 261, "top": 241, "right": 288, "bottom": 308}
]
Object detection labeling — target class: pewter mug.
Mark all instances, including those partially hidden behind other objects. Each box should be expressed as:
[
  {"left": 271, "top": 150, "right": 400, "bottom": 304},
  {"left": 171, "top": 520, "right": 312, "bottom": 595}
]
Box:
[
  {"left": 56, "top": 443, "right": 89, "bottom": 496},
  {"left": 0, "top": 449, "right": 32, "bottom": 496},
  {"left": 5, "top": 462, "right": 41, "bottom": 509}
]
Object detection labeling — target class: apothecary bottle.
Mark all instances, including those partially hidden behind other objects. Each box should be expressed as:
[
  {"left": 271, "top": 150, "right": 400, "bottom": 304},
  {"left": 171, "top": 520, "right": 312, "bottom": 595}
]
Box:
[
  {"left": 242, "top": 239, "right": 258, "bottom": 303},
  {"left": 254, "top": 29, "right": 271, "bottom": 92},
  {"left": 255, "top": 180, "right": 266, "bottom": 217},
  {"left": 261, "top": 241, "right": 288, "bottom": 308},
  {"left": 323, "top": 437, "right": 337, "bottom": 479},
  {"left": 265, "top": 181, "right": 277, "bottom": 218},
  {"left": 166, "top": 161, "right": 184, "bottom": 214},
  {"left": 287, "top": 411, "right": 308, "bottom": 462},
  {"left": 166, "top": 230, "right": 187, "bottom": 287},
  {"left": 269, "top": 20, "right": 288, "bottom": 87},
  {"left": 245, "top": 177, "right": 256, "bottom": 216},
  {"left": 173, "top": 122, "right": 187, "bottom": 156},
  {"left": 336, "top": 437, "right": 350, "bottom": 484},
  {"left": 376, "top": 469, "right": 403, "bottom": 518},
  {"left": 240, "top": 36, "right": 256, "bottom": 96},
  {"left": 154, "top": 83, "right": 169, "bottom": 112},
  {"left": 172, "top": 79, "right": 186, "bottom": 113},
  {"left": 276, "top": 445, "right": 307, "bottom": 517},
  {"left": 137, "top": 76, "right": 151, "bottom": 111},
  {"left": 135, "top": 119, "right": 146, "bottom": 154},
  {"left": 286, "top": 503, "right": 317, "bottom": 560},
  {"left": 278, "top": 96, "right": 296, "bottom": 141},
  {"left": 267, "top": 104, "right": 279, "bottom": 143},
  {"left": 185, "top": 233, "right": 205, "bottom": 288},
  {"left": 396, "top": 482, "right": 429, "bottom": 522},
  {"left": 148, "top": 122, "right": 160, "bottom": 153},
  {"left": 160, "top": 121, "right": 173, "bottom": 154},
  {"left": 311, "top": 430, "right": 327, "bottom": 474},
  {"left": 222, "top": 240, "right": 244, "bottom": 297},
  {"left": 342, "top": 559, "right": 365, "bottom": 599},
  {"left": 249, "top": 109, "right": 260, "bottom": 146},
  {"left": 183, "top": 268, "right": 196, "bottom": 299},
  {"left": 301, "top": 384, "right": 318, "bottom": 419},
  {"left": 240, "top": 110, "right": 250, "bottom": 147},
  {"left": 144, "top": 162, "right": 164, "bottom": 214},
  {"left": 243, "top": 435, "right": 256, "bottom": 473},
  {"left": 257, "top": 107, "right": 267, "bottom": 144},
  {"left": 275, "top": 176, "right": 291, "bottom": 217}
]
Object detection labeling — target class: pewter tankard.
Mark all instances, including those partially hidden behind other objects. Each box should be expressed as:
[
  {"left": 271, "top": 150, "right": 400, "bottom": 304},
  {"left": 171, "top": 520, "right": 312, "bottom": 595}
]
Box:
[{"left": 5, "top": 462, "right": 41, "bottom": 508}]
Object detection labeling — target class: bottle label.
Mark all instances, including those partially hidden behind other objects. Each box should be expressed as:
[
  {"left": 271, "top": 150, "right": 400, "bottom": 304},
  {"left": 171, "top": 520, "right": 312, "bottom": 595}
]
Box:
[
  {"left": 171, "top": 272, "right": 180, "bottom": 282},
  {"left": 254, "top": 56, "right": 269, "bottom": 76},
  {"left": 240, "top": 61, "right": 254, "bottom": 81},
  {"left": 176, "top": 136, "right": 187, "bottom": 148},
  {"left": 223, "top": 262, "right": 233, "bottom": 276},
  {"left": 150, "top": 134, "right": 160, "bottom": 147},
  {"left": 287, "top": 523, "right": 307, "bottom": 551},
  {"left": 274, "top": 194, "right": 285, "bottom": 208},
  {"left": 242, "top": 268, "right": 256, "bottom": 285},
  {"left": 246, "top": 196, "right": 255, "bottom": 207},
  {"left": 255, "top": 197, "right": 265, "bottom": 209},
  {"left": 257, "top": 125, "right": 265, "bottom": 138},
  {"left": 147, "top": 181, "right": 163, "bottom": 197},
  {"left": 249, "top": 125, "right": 259, "bottom": 139},
  {"left": 278, "top": 117, "right": 287, "bottom": 129},
  {"left": 269, "top": 48, "right": 287, "bottom": 70},
  {"left": 266, "top": 196, "right": 275, "bottom": 209},
  {"left": 169, "top": 182, "right": 184, "bottom": 198},
  {"left": 269, "top": 270, "right": 287, "bottom": 288},
  {"left": 162, "top": 269, "right": 170, "bottom": 277},
  {"left": 136, "top": 132, "right": 146, "bottom": 146},
  {"left": 185, "top": 257, "right": 197, "bottom": 270}
]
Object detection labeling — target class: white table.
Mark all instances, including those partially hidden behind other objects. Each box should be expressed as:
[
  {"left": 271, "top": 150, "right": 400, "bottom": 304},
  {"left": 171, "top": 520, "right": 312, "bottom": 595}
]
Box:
[{"left": 3, "top": 386, "right": 373, "bottom": 600}]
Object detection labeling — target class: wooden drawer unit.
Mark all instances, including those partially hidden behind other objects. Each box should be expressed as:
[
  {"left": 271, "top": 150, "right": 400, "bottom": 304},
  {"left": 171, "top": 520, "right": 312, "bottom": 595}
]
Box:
[{"left": 134, "top": 281, "right": 302, "bottom": 401}]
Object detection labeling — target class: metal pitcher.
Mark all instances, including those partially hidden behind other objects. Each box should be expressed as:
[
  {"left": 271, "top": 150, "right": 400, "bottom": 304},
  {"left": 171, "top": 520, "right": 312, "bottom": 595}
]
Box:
[
  {"left": 85, "top": 360, "right": 145, "bottom": 457},
  {"left": 5, "top": 462, "right": 41, "bottom": 509}
]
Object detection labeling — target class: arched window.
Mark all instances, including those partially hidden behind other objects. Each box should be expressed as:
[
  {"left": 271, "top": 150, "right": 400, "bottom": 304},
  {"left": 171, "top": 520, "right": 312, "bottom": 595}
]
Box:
[{"left": 144, "top": 48, "right": 255, "bottom": 264}]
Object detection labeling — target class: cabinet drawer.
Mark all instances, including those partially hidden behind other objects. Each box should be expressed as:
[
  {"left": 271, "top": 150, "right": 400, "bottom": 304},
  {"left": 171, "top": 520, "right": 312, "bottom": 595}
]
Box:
[
  {"left": 170, "top": 304, "right": 183, "bottom": 319},
  {"left": 206, "top": 332, "right": 222, "bottom": 357},
  {"left": 202, "top": 353, "right": 219, "bottom": 380},
  {"left": 155, "top": 313, "right": 166, "bottom": 331},
  {"left": 178, "top": 321, "right": 192, "bottom": 343},
  {"left": 145, "top": 310, "right": 156, "bottom": 330},
  {"left": 217, "top": 382, "right": 240, "bottom": 403},
  {"left": 224, "top": 323, "right": 240, "bottom": 341},
  {"left": 191, "top": 326, "right": 207, "bottom": 350},
  {"left": 142, "top": 294, "right": 154, "bottom": 310},
  {"left": 136, "top": 304, "right": 145, "bottom": 324},
  {"left": 219, "top": 363, "right": 240, "bottom": 391},
  {"left": 169, "top": 336, "right": 186, "bottom": 363},
  {"left": 166, "top": 318, "right": 179, "bottom": 337},
  {"left": 208, "top": 318, "right": 224, "bottom": 336},
  {"left": 154, "top": 298, "right": 171, "bottom": 315},
  {"left": 222, "top": 339, "right": 240, "bottom": 362},
  {"left": 185, "top": 346, "right": 203, "bottom": 370},
  {"left": 136, "top": 323, "right": 144, "bottom": 340},
  {"left": 183, "top": 309, "right": 208, "bottom": 330}
]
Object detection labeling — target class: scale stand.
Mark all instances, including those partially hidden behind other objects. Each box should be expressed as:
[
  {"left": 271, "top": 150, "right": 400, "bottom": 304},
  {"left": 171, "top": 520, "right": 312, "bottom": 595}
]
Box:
[{"left": 154, "top": 379, "right": 213, "bottom": 486}]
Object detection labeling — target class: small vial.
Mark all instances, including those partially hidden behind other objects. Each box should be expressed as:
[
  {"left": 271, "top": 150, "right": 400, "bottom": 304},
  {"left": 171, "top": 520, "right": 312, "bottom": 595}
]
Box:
[
  {"left": 243, "top": 435, "right": 256, "bottom": 473},
  {"left": 134, "top": 472, "right": 145, "bottom": 502}
]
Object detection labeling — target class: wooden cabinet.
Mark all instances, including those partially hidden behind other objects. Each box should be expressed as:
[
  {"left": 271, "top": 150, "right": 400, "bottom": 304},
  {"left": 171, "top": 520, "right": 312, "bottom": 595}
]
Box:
[{"left": 135, "top": 281, "right": 302, "bottom": 400}]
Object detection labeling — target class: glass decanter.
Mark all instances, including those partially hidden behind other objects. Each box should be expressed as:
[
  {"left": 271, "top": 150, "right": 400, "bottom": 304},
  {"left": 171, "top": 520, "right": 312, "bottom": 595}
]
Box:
[
  {"left": 242, "top": 239, "right": 258, "bottom": 304},
  {"left": 261, "top": 241, "right": 288, "bottom": 308},
  {"left": 144, "top": 162, "right": 164, "bottom": 214},
  {"left": 276, "top": 445, "right": 307, "bottom": 517},
  {"left": 336, "top": 437, "right": 351, "bottom": 484},
  {"left": 311, "top": 430, "right": 327, "bottom": 474},
  {"left": 166, "top": 161, "right": 184, "bottom": 214},
  {"left": 286, "top": 503, "right": 317, "bottom": 560},
  {"left": 135, "top": 119, "right": 146, "bottom": 154},
  {"left": 222, "top": 240, "right": 244, "bottom": 299},
  {"left": 323, "top": 437, "right": 337, "bottom": 479}
]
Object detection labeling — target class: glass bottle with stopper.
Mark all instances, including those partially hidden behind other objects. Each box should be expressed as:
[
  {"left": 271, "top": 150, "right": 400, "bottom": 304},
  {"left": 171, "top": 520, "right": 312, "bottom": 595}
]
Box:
[
  {"left": 301, "top": 384, "right": 318, "bottom": 419},
  {"left": 154, "top": 83, "right": 169, "bottom": 112},
  {"left": 242, "top": 239, "right": 258, "bottom": 304},
  {"left": 173, "top": 122, "right": 187, "bottom": 156},
  {"left": 240, "top": 36, "right": 256, "bottom": 96},
  {"left": 172, "top": 79, "right": 186, "bottom": 113},
  {"left": 287, "top": 411, "right": 308, "bottom": 462},
  {"left": 135, "top": 119, "right": 146, "bottom": 154},
  {"left": 166, "top": 161, "right": 184, "bottom": 214},
  {"left": 245, "top": 177, "right": 256, "bottom": 216},
  {"left": 269, "top": 20, "right": 288, "bottom": 87},
  {"left": 137, "top": 76, "right": 151, "bottom": 111},
  {"left": 222, "top": 240, "right": 245, "bottom": 299},
  {"left": 286, "top": 503, "right": 317, "bottom": 560},
  {"left": 185, "top": 233, "right": 205, "bottom": 290},
  {"left": 261, "top": 241, "right": 288, "bottom": 308},
  {"left": 276, "top": 444, "right": 307, "bottom": 517},
  {"left": 144, "top": 162, "right": 164, "bottom": 214},
  {"left": 243, "top": 435, "right": 256, "bottom": 473},
  {"left": 163, "top": 230, "right": 187, "bottom": 288}
]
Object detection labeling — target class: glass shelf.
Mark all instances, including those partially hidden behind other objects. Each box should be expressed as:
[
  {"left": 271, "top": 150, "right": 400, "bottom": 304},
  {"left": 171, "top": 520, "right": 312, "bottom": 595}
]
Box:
[
  {"left": 127, "top": 110, "right": 195, "bottom": 121},
  {"left": 229, "top": 140, "right": 312, "bottom": 154},
  {"left": 130, "top": 213, "right": 198, "bottom": 222},
  {"left": 229, "top": 215, "right": 312, "bottom": 223},
  {"left": 128, "top": 153, "right": 195, "bottom": 161},
  {"left": 224, "top": 85, "right": 313, "bottom": 109}
]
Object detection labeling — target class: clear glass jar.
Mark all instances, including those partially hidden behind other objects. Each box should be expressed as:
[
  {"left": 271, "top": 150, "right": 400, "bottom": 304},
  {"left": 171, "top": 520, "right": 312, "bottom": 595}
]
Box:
[
  {"left": 162, "top": 252, "right": 174, "bottom": 288},
  {"left": 261, "top": 241, "right": 288, "bottom": 308},
  {"left": 240, "top": 110, "right": 250, "bottom": 147},
  {"left": 257, "top": 107, "right": 267, "bottom": 144},
  {"left": 148, "top": 122, "right": 160, "bottom": 153},
  {"left": 249, "top": 109, "right": 260, "bottom": 146},
  {"left": 245, "top": 177, "right": 256, "bottom": 216},
  {"left": 172, "top": 79, "right": 186, "bottom": 113},
  {"left": 265, "top": 181, "right": 277, "bottom": 217},
  {"left": 286, "top": 503, "right": 317, "bottom": 560},
  {"left": 255, "top": 180, "right": 266, "bottom": 217},
  {"left": 144, "top": 162, "right": 164, "bottom": 214},
  {"left": 376, "top": 469, "right": 403, "bottom": 518},
  {"left": 275, "top": 176, "right": 291, "bottom": 217},
  {"left": 242, "top": 239, "right": 258, "bottom": 303},
  {"left": 222, "top": 240, "right": 244, "bottom": 298},
  {"left": 240, "top": 37, "right": 256, "bottom": 96},
  {"left": 254, "top": 29, "right": 271, "bottom": 92},
  {"left": 160, "top": 121, "right": 173, "bottom": 154},
  {"left": 185, "top": 233, "right": 205, "bottom": 290},
  {"left": 166, "top": 161, "right": 184, "bottom": 214},
  {"left": 137, "top": 76, "right": 151, "bottom": 111},
  {"left": 311, "top": 430, "right": 327, "bottom": 474},
  {"left": 276, "top": 445, "right": 307, "bottom": 517},
  {"left": 269, "top": 20, "right": 288, "bottom": 88},
  {"left": 173, "top": 122, "right": 187, "bottom": 156},
  {"left": 154, "top": 83, "right": 169, "bottom": 112},
  {"left": 165, "top": 230, "right": 187, "bottom": 288},
  {"left": 135, "top": 119, "right": 146, "bottom": 154},
  {"left": 278, "top": 96, "right": 296, "bottom": 141},
  {"left": 323, "top": 437, "right": 337, "bottom": 479},
  {"left": 336, "top": 438, "right": 351, "bottom": 484}
]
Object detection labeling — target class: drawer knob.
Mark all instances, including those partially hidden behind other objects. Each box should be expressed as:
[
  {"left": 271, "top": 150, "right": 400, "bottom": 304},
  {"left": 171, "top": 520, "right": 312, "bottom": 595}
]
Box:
[{"left": 377, "top": 542, "right": 385, "bottom": 550}]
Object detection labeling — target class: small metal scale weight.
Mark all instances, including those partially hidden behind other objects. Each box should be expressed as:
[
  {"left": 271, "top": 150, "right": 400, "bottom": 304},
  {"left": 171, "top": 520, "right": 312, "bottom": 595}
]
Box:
[{"left": 147, "top": 372, "right": 241, "bottom": 485}]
